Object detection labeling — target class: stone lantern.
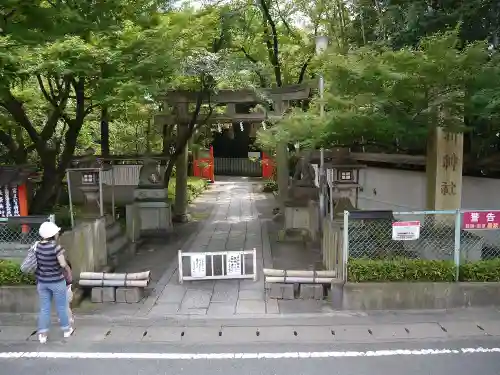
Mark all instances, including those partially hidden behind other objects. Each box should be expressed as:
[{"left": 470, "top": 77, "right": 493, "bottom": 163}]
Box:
[
  {"left": 81, "top": 169, "right": 99, "bottom": 185},
  {"left": 323, "top": 148, "right": 365, "bottom": 219},
  {"left": 78, "top": 148, "right": 102, "bottom": 220},
  {"left": 278, "top": 150, "right": 320, "bottom": 242}
]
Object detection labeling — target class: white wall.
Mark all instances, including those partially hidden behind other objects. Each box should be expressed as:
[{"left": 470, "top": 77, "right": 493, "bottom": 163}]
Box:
[
  {"left": 357, "top": 167, "right": 500, "bottom": 212},
  {"left": 356, "top": 167, "right": 500, "bottom": 248}
]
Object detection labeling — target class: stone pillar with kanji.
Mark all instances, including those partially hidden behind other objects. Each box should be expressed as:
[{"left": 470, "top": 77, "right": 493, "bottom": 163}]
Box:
[{"left": 426, "top": 127, "right": 464, "bottom": 212}]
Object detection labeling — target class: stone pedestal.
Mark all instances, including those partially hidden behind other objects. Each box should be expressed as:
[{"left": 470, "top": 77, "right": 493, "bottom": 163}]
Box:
[
  {"left": 278, "top": 187, "right": 319, "bottom": 241},
  {"left": 130, "top": 188, "right": 172, "bottom": 236}
]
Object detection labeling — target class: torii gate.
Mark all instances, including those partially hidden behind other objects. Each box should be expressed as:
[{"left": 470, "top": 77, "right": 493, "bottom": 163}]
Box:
[{"left": 154, "top": 84, "right": 313, "bottom": 222}]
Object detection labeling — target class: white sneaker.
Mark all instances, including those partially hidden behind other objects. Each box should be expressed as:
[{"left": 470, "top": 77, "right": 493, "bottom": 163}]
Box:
[
  {"left": 63, "top": 327, "right": 74, "bottom": 338},
  {"left": 38, "top": 334, "right": 47, "bottom": 344}
]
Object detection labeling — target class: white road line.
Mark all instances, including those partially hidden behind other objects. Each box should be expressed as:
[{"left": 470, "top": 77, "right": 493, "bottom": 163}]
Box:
[{"left": 0, "top": 347, "right": 499, "bottom": 360}]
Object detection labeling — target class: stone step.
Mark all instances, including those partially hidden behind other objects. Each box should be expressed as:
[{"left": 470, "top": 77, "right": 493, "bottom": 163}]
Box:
[
  {"left": 105, "top": 221, "right": 122, "bottom": 241},
  {"left": 107, "top": 234, "right": 129, "bottom": 257},
  {"left": 108, "top": 242, "right": 135, "bottom": 268}
]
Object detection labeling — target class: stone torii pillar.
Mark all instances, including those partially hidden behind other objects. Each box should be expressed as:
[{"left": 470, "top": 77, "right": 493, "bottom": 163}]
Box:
[
  {"left": 173, "top": 103, "right": 191, "bottom": 223},
  {"left": 273, "top": 99, "right": 290, "bottom": 214}
]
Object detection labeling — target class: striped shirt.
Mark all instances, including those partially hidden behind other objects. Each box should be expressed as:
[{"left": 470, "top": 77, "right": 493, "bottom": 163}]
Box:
[{"left": 35, "top": 240, "right": 65, "bottom": 283}]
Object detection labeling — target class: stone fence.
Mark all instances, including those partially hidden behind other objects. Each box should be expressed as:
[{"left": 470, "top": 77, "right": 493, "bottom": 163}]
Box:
[{"left": 59, "top": 217, "right": 107, "bottom": 282}]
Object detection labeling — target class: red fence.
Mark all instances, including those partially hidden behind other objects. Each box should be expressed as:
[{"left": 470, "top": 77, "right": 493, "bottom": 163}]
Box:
[
  {"left": 193, "top": 146, "right": 215, "bottom": 183},
  {"left": 262, "top": 152, "right": 274, "bottom": 179},
  {"left": 193, "top": 148, "right": 275, "bottom": 181}
]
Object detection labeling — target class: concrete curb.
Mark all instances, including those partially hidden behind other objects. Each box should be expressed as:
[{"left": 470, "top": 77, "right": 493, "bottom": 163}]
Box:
[{"left": 338, "top": 282, "right": 500, "bottom": 310}]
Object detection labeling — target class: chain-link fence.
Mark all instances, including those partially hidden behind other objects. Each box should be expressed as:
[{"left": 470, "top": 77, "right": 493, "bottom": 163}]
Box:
[
  {"left": 0, "top": 215, "right": 54, "bottom": 260},
  {"left": 345, "top": 209, "right": 500, "bottom": 268}
]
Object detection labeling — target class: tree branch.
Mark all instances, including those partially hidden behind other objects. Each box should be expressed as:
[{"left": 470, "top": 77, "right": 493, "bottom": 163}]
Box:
[
  {"left": 258, "top": 0, "right": 282, "bottom": 87},
  {"left": 238, "top": 47, "right": 268, "bottom": 87},
  {"left": 84, "top": 103, "right": 100, "bottom": 116},
  {"left": 297, "top": 55, "right": 313, "bottom": 84},
  {"left": 0, "top": 128, "right": 17, "bottom": 154},
  {"left": 56, "top": 77, "right": 87, "bottom": 175},
  {"left": 37, "top": 75, "right": 71, "bottom": 141},
  {"left": 274, "top": 1, "right": 300, "bottom": 41},
  {"left": 36, "top": 74, "right": 58, "bottom": 107},
  {"left": 0, "top": 90, "right": 40, "bottom": 144}
]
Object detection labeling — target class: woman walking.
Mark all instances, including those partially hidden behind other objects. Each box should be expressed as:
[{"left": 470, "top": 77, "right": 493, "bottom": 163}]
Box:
[{"left": 35, "top": 221, "right": 74, "bottom": 343}]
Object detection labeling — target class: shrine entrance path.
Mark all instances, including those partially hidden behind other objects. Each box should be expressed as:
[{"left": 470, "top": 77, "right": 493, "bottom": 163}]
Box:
[
  {"left": 144, "top": 176, "right": 278, "bottom": 318},
  {"left": 70, "top": 176, "right": 331, "bottom": 320}
]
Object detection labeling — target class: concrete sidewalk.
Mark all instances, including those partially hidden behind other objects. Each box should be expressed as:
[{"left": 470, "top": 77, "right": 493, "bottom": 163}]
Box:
[{"left": 2, "top": 308, "right": 500, "bottom": 345}]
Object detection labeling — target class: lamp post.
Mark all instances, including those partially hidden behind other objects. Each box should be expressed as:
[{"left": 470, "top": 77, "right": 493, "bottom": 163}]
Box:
[
  {"left": 315, "top": 35, "right": 328, "bottom": 117},
  {"left": 315, "top": 35, "right": 328, "bottom": 227}
]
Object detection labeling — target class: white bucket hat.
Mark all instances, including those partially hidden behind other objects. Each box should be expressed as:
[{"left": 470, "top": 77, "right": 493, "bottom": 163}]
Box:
[{"left": 39, "top": 221, "right": 61, "bottom": 239}]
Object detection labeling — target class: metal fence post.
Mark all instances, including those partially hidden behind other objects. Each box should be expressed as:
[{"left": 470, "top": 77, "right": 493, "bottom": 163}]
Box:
[
  {"left": 66, "top": 169, "right": 75, "bottom": 229},
  {"left": 98, "top": 168, "right": 104, "bottom": 218},
  {"left": 342, "top": 210, "right": 349, "bottom": 282},
  {"left": 111, "top": 166, "right": 116, "bottom": 222},
  {"left": 178, "top": 250, "right": 184, "bottom": 284},
  {"left": 454, "top": 209, "right": 461, "bottom": 282}
]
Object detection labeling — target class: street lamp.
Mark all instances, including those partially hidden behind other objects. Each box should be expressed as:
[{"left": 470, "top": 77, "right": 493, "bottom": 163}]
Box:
[
  {"left": 315, "top": 35, "right": 329, "bottom": 225},
  {"left": 315, "top": 35, "right": 329, "bottom": 55}
]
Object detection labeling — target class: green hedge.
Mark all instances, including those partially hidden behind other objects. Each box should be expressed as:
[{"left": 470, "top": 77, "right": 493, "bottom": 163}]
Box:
[
  {"left": 460, "top": 259, "right": 500, "bottom": 282},
  {"left": 0, "top": 260, "right": 35, "bottom": 286},
  {"left": 348, "top": 258, "right": 500, "bottom": 282}
]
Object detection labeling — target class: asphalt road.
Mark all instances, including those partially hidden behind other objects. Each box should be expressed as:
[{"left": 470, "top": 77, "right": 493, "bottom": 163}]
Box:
[{"left": 1, "top": 338, "right": 500, "bottom": 375}]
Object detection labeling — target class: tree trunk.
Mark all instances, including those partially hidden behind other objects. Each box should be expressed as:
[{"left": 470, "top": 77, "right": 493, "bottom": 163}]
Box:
[
  {"left": 163, "top": 159, "right": 176, "bottom": 191},
  {"left": 100, "top": 106, "right": 110, "bottom": 157},
  {"left": 29, "top": 156, "right": 60, "bottom": 214}
]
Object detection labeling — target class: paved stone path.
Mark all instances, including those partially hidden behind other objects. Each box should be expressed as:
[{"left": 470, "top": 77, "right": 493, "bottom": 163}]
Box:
[
  {"left": 72, "top": 177, "right": 330, "bottom": 319},
  {"left": 146, "top": 178, "right": 280, "bottom": 317}
]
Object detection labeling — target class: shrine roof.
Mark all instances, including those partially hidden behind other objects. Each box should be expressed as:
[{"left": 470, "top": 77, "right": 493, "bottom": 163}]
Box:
[
  {"left": 0, "top": 166, "right": 38, "bottom": 186},
  {"left": 351, "top": 152, "right": 426, "bottom": 166}
]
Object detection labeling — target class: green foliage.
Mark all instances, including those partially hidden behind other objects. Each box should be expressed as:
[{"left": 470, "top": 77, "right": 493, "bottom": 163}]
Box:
[
  {"left": 460, "top": 259, "right": 500, "bottom": 282},
  {"left": 259, "top": 30, "right": 498, "bottom": 153},
  {"left": 168, "top": 177, "right": 209, "bottom": 203},
  {"left": 262, "top": 179, "right": 278, "bottom": 192},
  {"left": 186, "top": 177, "right": 209, "bottom": 202},
  {"left": 348, "top": 258, "right": 500, "bottom": 282},
  {"left": 0, "top": 0, "right": 182, "bottom": 212},
  {"left": 0, "top": 260, "right": 36, "bottom": 286},
  {"left": 348, "top": 258, "right": 456, "bottom": 282},
  {"left": 2, "top": 0, "right": 499, "bottom": 212}
]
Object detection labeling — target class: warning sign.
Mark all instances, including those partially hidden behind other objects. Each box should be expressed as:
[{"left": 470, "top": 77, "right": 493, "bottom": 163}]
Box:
[{"left": 392, "top": 221, "right": 420, "bottom": 241}]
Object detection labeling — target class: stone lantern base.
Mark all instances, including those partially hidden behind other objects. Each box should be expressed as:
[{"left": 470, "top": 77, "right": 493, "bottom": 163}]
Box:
[
  {"left": 126, "top": 187, "right": 173, "bottom": 241},
  {"left": 278, "top": 196, "right": 320, "bottom": 242}
]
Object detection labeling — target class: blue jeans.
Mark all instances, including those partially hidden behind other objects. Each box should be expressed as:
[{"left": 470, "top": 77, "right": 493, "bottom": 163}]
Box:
[{"left": 37, "top": 280, "right": 70, "bottom": 333}]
